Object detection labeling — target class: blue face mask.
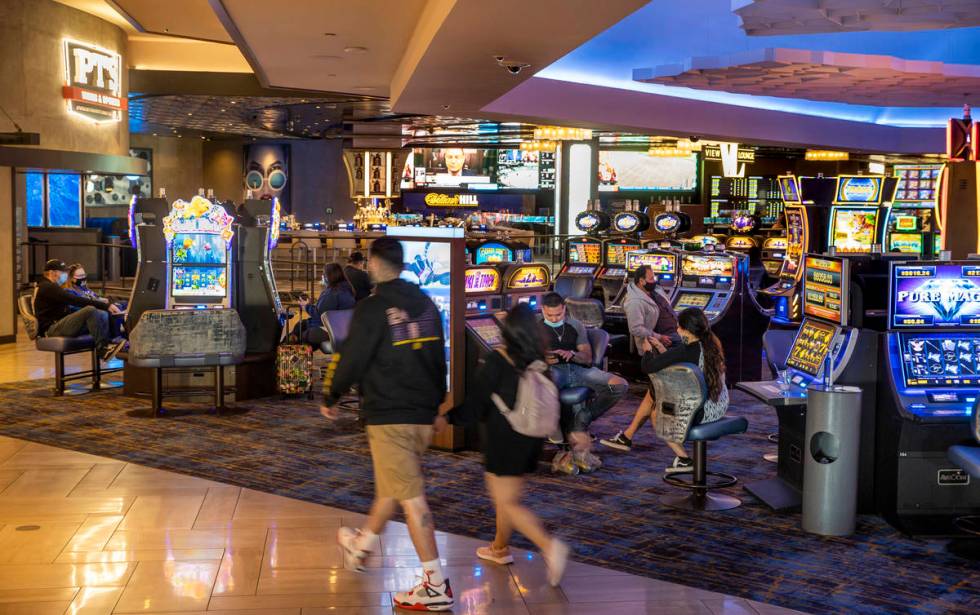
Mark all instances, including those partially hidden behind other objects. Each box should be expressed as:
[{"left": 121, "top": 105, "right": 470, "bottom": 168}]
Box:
[{"left": 544, "top": 318, "right": 564, "bottom": 329}]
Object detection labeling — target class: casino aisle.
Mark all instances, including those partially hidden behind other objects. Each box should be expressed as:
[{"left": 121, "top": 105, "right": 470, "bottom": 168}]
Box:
[{"left": 0, "top": 434, "right": 795, "bottom": 615}]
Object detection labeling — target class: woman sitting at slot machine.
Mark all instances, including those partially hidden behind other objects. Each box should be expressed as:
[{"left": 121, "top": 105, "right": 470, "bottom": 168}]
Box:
[
  {"left": 295, "top": 263, "right": 355, "bottom": 349},
  {"left": 63, "top": 263, "right": 127, "bottom": 338},
  {"left": 602, "top": 309, "right": 729, "bottom": 475}
]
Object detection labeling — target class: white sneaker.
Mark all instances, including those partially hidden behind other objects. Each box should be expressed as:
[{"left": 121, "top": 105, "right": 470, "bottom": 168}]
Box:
[
  {"left": 544, "top": 539, "right": 570, "bottom": 587},
  {"left": 664, "top": 456, "right": 694, "bottom": 474},
  {"left": 393, "top": 572, "right": 454, "bottom": 611},
  {"left": 337, "top": 526, "right": 370, "bottom": 572},
  {"left": 476, "top": 544, "right": 514, "bottom": 565}
]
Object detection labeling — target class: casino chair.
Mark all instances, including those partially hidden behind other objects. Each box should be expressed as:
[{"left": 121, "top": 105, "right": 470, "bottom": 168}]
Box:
[
  {"left": 565, "top": 297, "right": 627, "bottom": 362},
  {"left": 653, "top": 363, "right": 749, "bottom": 512},
  {"left": 18, "top": 288, "right": 121, "bottom": 396},
  {"left": 554, "top": 276, "right": 593, "bottom": 300},
  {"left": 761, "top": 328, "right": 797, "bottom": 459},
  {"left": 947, "top": 400, "right": 980, "bottom": 545},
  {"left": 321, "top": 309, "right": 354, "bottom": 355}
]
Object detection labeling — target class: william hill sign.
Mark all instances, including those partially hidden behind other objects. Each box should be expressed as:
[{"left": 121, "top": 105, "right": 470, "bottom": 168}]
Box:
[
  {"left": 424, "top": 193, "right": 480, "bottom": 208},
  {"left": 62, "top": 39, "right": 126, "bottom": 123}
]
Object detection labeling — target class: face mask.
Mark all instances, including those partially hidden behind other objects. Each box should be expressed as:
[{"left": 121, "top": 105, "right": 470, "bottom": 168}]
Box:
[
  {"left": 75, "top": 277, "right": 87, "bottom": 287},
  {"left": 544, "top": 318, "right": 564, "bottom": 329},
  {"left": 57, "top": 272, "right": 68, "bottom": 285},
  {"left": 645, "top": 281, "right": 657, "bottom": 290}
]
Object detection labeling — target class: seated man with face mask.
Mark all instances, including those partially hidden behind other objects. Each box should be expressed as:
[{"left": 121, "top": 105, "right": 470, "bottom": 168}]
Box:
[{"left": 33, "top": 260, "right": 125, "bottom": 362}]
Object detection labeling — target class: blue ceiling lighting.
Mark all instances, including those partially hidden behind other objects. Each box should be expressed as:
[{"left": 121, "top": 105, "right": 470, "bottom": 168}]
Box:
[{"left": 537, "top": 0, "right": 980, "bottom": 127}]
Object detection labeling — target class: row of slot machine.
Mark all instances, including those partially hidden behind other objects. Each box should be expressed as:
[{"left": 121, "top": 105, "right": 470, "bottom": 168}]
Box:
[{"left": 740, "top": 253, "right": 980, "bottom": 534}]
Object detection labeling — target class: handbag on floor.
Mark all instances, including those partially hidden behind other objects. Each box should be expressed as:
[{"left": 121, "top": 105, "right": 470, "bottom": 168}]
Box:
[{"left": 277, "top": 307, "right": 314, "bottom": 397}]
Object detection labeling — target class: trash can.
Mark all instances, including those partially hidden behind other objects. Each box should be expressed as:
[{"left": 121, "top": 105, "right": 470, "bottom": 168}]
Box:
[{"left": 801, "top": 384, "right": 862, "bottom": 536}]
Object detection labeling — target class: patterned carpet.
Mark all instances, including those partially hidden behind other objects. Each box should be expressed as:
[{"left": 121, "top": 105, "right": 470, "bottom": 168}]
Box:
[{"left": 0, "top": 377, "right": 976, "bottom": 615}]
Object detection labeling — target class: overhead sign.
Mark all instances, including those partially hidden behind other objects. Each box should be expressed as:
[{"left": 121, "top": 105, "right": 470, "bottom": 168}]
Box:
[
  {"left": 703, "top": 144, "right": 755, "bottom": 162},
  {"left": 62, "top": 39, "right": 125, "bottom": 123},
  {"left": 423, "top": 193, "right": 480, "bottom": 208}
]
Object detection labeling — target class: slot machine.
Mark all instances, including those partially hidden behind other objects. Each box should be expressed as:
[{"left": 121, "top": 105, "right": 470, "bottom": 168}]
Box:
[
  {"left": 557, "top": 237, "right": 602, "bottom": 281},
  {"left": 389, "top": 227, "right": 466, "bottom": 451},
  {"left": 761, "top": 237, "right": 788, "bottom": 277},
  {"left": 501, "top": 263, "right": 551, "bottom": 311},
  {"left": 463, "top": 263, "right": 507, "bottom": 449},
  {"left": 885, "top": 164, "right": 942, "bottom": 257},
  {"left": 236, "top": 198, "right": 285, "bottom": 353},
  {"left": 827, "top": 175, "right": 887, "bottom": 255},
  {"left": 741, "top": 254, "right": 880, "bottom": 512},
  {"left": 724, "top": 213, "right": 762, "bottom": 260},
  {"left": 469, "top": 239, "right": 533, "bottom": 265},
  {"left": 126, "top": 197, "right": 171, "bottom": 332},
  {"left": 162, "top": 196, "right": 235, "bottom": 310},
  {"left": 598, "top": 237, "right": 642, "bottom": 309},
  {"left": 607, "top": 249, "right": 679, "bottom": 314},
  {"left": 876, "top": 261, "right": 980, "bottom": 534},
  {"left": 760, "top": 177, "right": 811, "bottom": 324},
  {"left": 671, "top": 253, "right": 738, "bottom": 324}
]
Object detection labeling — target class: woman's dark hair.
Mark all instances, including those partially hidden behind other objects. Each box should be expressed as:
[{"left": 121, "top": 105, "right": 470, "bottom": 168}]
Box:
[
  {"left": 323, "top": 263, "right": 347, "bottom": 289},
  {"left": 632, "top": 265, "right": 650, "bottom": 285},
  {"left": 500, "top": 303, "right": 547, "bottom": 371},
  {"left": 677, "top": 307, "right": 725, "bottom": 402}
]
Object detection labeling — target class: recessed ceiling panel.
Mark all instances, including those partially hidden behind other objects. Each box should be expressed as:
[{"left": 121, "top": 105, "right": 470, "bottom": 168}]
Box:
[
  {"left": 114, "top": 0, "right": 234, "bottom": 42},
  {"left": 734, "top": 0, "right": 980, "bottom": 36},
  {"left": 634, "top": 48, "right": 980, "bottom": 107}
]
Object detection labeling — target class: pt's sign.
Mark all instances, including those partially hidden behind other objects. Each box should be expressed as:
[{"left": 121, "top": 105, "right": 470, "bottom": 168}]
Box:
[{"left": 62, "top": 39, "right": 125, "bottom": 123}]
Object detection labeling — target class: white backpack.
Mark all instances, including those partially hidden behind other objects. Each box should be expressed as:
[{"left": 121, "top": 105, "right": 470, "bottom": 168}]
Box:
[{"left": 491, "top": 357, "right": 560, "bottom": 438}]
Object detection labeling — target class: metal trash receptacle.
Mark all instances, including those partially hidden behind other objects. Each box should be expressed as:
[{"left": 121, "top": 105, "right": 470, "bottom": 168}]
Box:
[{"left": 802, "top": 384, "right": 862, "bottom": 536}]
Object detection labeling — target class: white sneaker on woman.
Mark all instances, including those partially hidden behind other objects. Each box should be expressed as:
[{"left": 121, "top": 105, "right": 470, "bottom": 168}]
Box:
[{"left": 544, "top": 539, "right": 570, "bottom": 587}]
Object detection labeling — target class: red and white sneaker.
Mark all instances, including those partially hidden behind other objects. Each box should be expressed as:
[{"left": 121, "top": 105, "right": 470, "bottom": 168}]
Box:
[
  {"left": 337, "top": 527, "right": 371, "bottom": 572},
  {"left": 393, "top": 572, "right": 454, "bottom": 612}
]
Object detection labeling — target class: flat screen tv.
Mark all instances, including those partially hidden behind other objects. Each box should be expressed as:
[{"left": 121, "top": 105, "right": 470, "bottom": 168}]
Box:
[{"left": 597, "top": 151, "right": 696, "bottom": 192}]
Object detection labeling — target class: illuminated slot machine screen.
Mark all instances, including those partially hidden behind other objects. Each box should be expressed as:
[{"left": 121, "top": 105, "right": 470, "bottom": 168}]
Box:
[
  {"left": 899, "top": 333, "right": 980, "bottom": 388},
  {"left": 802, "top": 255, "right": 848, "bottom": 326},
  {"left": 786, "top": 319, "right": 837, "bottom": 376},
  {"left": 830, "top": 207, "right": 879, "bottom": 254},
  {"left": 673, "top": 291, "right": 711, "bottom": 311},
  {"left": 780, "top": 207, "right": 806, "bottom": 281},
  {"left": 605, "top": 242, "right": 640, "bottom": 267},
  {"left": 464, "top": 267, "right": 501, "bottom": 295},
  {"left": 468, "top": 316, "right": 504, "bottom": 349},
  {"left": 778, "top": 175, "right": 801, "bottom": 204},
  {"left": 170, "top": 233, "right": 228, "bottom": 299},
  {"left": 505, "top": 265, "right": 550, "bottom": 307},
  {"left": 475, "top": 242, "right": 512, "bottom": 264},
  {"left": 681, "top": 254, "right": 735, "bottom": 288},
  {"left": 893, "top": 165, "right": 942, "bottom": 203},
  {"left": 834, "top": 175, "right": 884, "bottom": 205},
  {"left": 890, "top": 262, "right": 980, "bottom": 329},
  {"left": 626, "top": 252, "right": 675, "bottom": 275},
  {"left": 888, "top": 233, "right": 923, "bottom": 254},
  {"left": 726, "top": 236, "right": 757, "bottom": 250},
  {"left": 568, "top": 240, "right": 601, "bottom": 265}
]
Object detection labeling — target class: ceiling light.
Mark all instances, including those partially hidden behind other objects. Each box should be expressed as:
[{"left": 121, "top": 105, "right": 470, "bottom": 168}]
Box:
[
  {"left": 353, "top": 86, "right": 375, "bottom": 91},
  {"left": 344, "top": 46, "right": 368, "bottom": 54},
  {"left": 323, "top": 32, "right": 336, "bottom": 36}
]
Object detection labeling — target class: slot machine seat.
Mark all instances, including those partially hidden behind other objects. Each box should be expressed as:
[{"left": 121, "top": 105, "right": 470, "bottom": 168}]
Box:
[
  {"left": 321, "top": 309, "right": 354, "bottom": 354},
  {"left": 656, "top": 363, "right": 748, "bottom": 512},
  {"left": 762, "top": 329, "right": 796, "bottom": 377},
  {"left": 565, "top": 298, "right": 627, "bottom": 357},
  {"left": 555, "top": 276, "right": 593, "bottom": 300},
  {"left": 18, "top": 289, "right": 119, "bottom": 396},
  {"left": 948, "top": 402, "right": 980, "bottom": 538}
]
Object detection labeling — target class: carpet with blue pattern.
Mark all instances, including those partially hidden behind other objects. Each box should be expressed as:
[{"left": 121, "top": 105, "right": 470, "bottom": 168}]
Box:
[{"left": 0, "top": 378, "right": 975, "bottom": 615}]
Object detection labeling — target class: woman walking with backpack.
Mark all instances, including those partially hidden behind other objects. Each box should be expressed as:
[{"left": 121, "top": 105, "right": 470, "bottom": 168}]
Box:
[{"left": 453, "top": 304, "right": 570, "bottom": 586}]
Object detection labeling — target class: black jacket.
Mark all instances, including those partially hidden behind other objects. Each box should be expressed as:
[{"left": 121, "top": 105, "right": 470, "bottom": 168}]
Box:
[
  {"left": 344, "top": 265, "right": 373, "bottom": 302},
  {"left": 324, "top": 278, "right": 447, "bottom": 425},
  {"left": 34, "top": 277, "right": 108, "bottom": 335}
]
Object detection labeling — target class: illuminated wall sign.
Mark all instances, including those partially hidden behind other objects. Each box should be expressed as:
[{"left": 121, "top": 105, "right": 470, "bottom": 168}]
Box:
[
  {"left": 423, "top": 193, "right": 480, "bottom": 207},
  {"left": 62, "top": 39, "right": 125, "bottom": 123},
  {"left": 805, "top": 150, "right": 849, "bottom": 161},
  {"left": 703, "top": 145, "right": 755, "bottom": 162}
]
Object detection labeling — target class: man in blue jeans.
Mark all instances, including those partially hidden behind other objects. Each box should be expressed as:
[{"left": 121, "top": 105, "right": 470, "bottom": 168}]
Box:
[{"left": 540, "top": 292, "right": 628, "bottom": 468}]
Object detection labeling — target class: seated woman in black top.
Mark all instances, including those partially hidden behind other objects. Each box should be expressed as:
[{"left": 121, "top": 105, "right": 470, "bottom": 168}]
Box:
[
  {"left": 295, "top": 263, "right": 355, "bottom": 348},
  {"left": 452, "top": 304, "right": 569, "bottom": 587},
  {"left": 613, "top": 308, "right": 729, "bottom": 473}
]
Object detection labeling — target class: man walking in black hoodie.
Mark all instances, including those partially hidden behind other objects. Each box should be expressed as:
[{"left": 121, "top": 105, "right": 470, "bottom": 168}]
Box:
[{"left": 321, "top": 237, "right": 453, "bottom": 612}]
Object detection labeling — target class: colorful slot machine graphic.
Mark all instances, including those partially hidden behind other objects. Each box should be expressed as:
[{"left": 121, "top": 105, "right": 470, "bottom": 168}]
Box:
[
  {"left": 506, "top": 265, "right": 549, "bottom": 290},
  {"left": 681, "top": 254, "right": 734, "bottom": 279},
  {"left": 162, "top": 196, "right": 235, "bottom": 305},
  {"left": 803, "top": 256, "right": 846, "bottom": 325},
  {"left": 474, "top": 242, "right": 511, "bottom": 264},
  {"left": 464, "top": 267, "right": 501, "bottom": 294},
  {"left": 786, "top": 319, "right": 837, "bottom": 375},
  {"left": 627, "top": 252, "right": 674, "bottom": 274},
  {"left": 830, "top": 207, "right": 879, "bottom": 253},
  {"left": 890, "top": 263, "right": 980, "bottom": 328},
  {"left": 568, "top": 240, "right": 601, "bottom": 264}
]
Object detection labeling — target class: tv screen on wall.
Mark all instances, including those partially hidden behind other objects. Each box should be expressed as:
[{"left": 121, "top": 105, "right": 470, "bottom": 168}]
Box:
[{"left": 597, "top": 151, "right": 697, "bottom": 192}]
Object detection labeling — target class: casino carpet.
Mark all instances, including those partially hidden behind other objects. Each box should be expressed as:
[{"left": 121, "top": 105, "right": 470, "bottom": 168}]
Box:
[{"left": 0, "top": 378, "right": 976, "bottom": 615}]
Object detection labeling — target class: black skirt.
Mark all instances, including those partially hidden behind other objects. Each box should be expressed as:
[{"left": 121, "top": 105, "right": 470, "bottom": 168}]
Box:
[{"left": 483, "top": 409, "right": 544, "bottom": 477}]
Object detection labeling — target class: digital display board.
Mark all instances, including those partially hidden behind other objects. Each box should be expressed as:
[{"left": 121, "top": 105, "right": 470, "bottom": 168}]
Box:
[
  {"left": 778, "top": 175, "right": 801, "bottom": 203},
  {"left": 891, "top": 262, "right": 980, "bottom": 328},
  {"left": 402, "top": 148, "right": 548, "bottom": 190},
  {"left": 468, "top": 316, "right": 503, "bottom": 348},
  {"left": 681, "top": 254, "right": 734, "bottom": 279},
  {"left": 464, "top": 267, "right": 501, "bottom": 294},
  {"left": 605, "top": 242, "right": 641, "bottom": 266},
  {"left": 781, "top": 206, "right": 806, "bottom": 280},
  {"left": 172, "top": 265, "right": 227, "bottom": 297},
  {"left": 568, "top": 240, "right": 601, "bottom": 264},
  {"left": 564, "top": 265, "right": 597, "bottom": 275},
  {"left": 597, "top": 151, "right": 697, "bottom": 192},
  {"left": 400, "top": 240, "right": 452, "bottom": 389},
  {"left": 171, "top": 233, "right": 227, "bottom": 265},
  {"left": 899, "top": 332, "right": 980, "bottom": 387},
  {"left": 506, "top": 265, "right": 549, "bottom": 290},
  {"left": 803, "top": 255, "right": 847, "bottom": 326},
  {"left": 474, "top": 242, "right": 512, "bottom": 264},
  {"left": 830, "top": 207, "right": 879, "bottom": 253},
  {"left": 889, "top": 233, "right": 923, "bottom": 254},
  {"left": 894, "top": 215, "right": 918, "bottom": 231},
  {"left": 893, "top": 165, "right": 942, "bottom": 203},
  {"left": 673, "top": 291, "right": 711, "bottom": 310},
  {"left": 787, "top": 319, "right": 837, "bottom": 376},
  {"left": 834, "top": 175, "right": 884, "bottom": 204},
  {"left": 626, "top": 252, "right": 675, "bottom": 274}
]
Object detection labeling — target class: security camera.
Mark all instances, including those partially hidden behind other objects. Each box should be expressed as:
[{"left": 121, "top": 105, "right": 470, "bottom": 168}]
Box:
[
  {"left": 495, "top": 56, "right": 530, "bottom": 75},
  {"left": 689, "top": 136, "right": 701, "bottom": 143}
]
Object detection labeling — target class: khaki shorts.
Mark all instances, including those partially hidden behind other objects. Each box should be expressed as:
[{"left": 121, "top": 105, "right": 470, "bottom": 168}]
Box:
[{"left": 366, "top": 424, "right": 433, "bottom": 501}]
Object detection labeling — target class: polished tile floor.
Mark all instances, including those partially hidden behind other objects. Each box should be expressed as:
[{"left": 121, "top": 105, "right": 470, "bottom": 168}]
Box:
[{"left": 0, "top": 333, "right": 805, "bottom": 614}]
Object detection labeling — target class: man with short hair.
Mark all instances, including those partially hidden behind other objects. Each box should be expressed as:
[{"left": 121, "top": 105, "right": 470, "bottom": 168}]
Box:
[
  {"left": 344, "top": 251, "right": 373, "bottom": 302},
  {"left": 540, "top": 292, "right": 629, "bottom": 466},
  {"left": 33, "top": 259, "right": 125, "bottom": 361},
  {"left": 322, "top": 237, "right": 453, "bottom": 612}
]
